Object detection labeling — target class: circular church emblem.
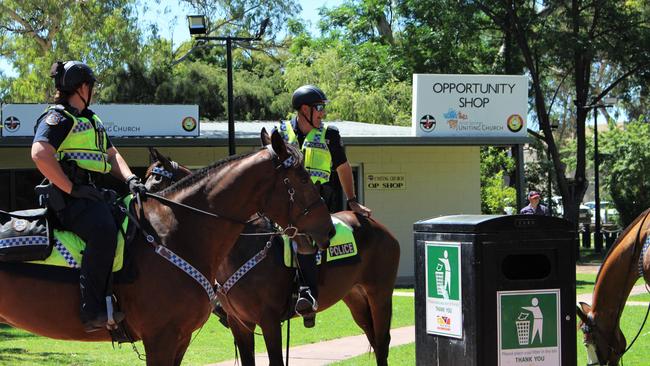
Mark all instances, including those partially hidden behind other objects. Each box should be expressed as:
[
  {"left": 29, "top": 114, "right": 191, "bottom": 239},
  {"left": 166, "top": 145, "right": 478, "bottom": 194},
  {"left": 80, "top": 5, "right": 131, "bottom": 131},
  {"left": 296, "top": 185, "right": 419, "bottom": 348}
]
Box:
[
  {"left": 181, "top": 116, "right": 197, "bottom": 132},
  {"left": 507, "top": 114, "right": 524, "bottom": 132},
  {"left": 3, "top": 116, "right": 20, "bottom": 132},
  {"left": 420, "top": 115, "right": 436, "bottom": 132}
]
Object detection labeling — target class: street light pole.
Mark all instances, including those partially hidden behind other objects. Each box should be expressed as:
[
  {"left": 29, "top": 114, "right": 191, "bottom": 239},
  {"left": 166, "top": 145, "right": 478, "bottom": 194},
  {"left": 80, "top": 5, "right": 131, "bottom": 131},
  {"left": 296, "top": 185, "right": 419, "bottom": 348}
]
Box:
[
  {"left": 593, "top": 107, "right": 602, "bottom": 252},
  {"left": 188, "top": 16, "right": 269, "bottom": 156},
  {"left": 225, "top": 38, "right": 234, "bottom": 155}
]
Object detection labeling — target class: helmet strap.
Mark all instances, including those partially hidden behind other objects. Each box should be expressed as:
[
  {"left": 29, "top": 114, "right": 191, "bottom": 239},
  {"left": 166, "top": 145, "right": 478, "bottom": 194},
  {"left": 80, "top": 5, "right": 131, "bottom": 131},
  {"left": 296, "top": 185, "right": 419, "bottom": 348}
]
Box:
[
  {"left": 299, "top": 106, "right": 316, "bottom": 128},
  {"left": 74, "top": 84, "right": 92, "bottom": 110}
]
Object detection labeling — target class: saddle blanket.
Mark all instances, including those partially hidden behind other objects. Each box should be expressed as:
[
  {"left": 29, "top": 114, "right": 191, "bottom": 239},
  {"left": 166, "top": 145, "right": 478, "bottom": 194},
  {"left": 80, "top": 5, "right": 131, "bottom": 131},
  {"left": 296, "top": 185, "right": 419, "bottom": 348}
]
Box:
[
  {"left": 28, "top": 195, "right": 132, "bottom": 271},
  {"left": 283, "top": 215, "right": 357, "bottom": 268}
]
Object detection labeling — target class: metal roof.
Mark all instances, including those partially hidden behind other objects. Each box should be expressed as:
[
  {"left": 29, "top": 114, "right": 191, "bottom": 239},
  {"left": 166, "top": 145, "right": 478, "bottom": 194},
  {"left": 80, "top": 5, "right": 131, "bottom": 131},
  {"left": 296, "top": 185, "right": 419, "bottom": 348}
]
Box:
[{"left": 0, "top": 120, "right": 529, "bottom": 147}]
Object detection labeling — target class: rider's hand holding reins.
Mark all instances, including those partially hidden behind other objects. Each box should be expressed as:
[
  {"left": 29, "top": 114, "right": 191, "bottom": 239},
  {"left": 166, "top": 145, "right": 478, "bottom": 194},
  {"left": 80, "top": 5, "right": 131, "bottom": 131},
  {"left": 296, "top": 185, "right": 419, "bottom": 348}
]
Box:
[
  {"left": 126, "top": 174, "right": 148, "bottom": 199},
  {"left": 347, "top": 197, "right": 372, "bottom": 217},
  {"left": 70, "top": 184, "right": 104, "bottom": 201}
]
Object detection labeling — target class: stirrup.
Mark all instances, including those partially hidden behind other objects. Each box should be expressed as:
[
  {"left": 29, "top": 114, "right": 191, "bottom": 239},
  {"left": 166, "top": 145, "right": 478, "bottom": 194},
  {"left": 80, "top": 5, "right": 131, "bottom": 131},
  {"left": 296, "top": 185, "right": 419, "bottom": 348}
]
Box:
[{"left": 295, "top": 286, "right": 318, "bottom": 315}]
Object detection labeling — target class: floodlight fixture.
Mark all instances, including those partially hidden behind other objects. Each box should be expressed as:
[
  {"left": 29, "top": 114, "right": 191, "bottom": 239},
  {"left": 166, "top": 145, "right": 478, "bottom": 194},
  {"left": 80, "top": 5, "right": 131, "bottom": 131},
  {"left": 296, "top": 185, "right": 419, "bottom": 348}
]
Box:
[{"left": 188, "top": 15, "right": 207, "bottom": 35}]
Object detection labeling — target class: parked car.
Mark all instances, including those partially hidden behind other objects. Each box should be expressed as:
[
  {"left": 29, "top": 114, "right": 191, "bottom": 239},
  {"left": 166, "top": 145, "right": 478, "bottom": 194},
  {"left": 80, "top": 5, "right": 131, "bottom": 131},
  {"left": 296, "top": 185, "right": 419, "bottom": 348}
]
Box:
[
  {"left": 551, "top": 196, "right": 592, "bottom": 225},
  {"left": 584, "top": 201, "right": 620, "bottom": 225}
]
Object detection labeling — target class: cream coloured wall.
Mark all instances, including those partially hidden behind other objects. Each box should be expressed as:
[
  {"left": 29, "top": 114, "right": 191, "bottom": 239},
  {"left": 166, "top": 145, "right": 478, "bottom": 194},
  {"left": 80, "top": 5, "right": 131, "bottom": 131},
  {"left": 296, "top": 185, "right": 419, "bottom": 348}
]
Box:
[
  {"left": 347, "top": 146, "right": 481, "bottom": 283},
  {"left": 1, "top": 144, "right": 481, "bottom": 284}
]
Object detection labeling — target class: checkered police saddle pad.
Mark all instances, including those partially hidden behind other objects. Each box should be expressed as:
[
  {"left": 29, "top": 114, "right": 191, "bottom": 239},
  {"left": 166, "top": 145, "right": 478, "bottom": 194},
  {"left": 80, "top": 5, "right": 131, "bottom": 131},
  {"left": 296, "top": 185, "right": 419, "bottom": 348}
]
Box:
[
  {"left": 26, "top": 195, "right": 134, "bottom": 271},
  {"left": 0, "top": 208, "right": 53, "bottom": 262},
  {"left": 283, "top": 215, "right": 358, "bottom": 268}
]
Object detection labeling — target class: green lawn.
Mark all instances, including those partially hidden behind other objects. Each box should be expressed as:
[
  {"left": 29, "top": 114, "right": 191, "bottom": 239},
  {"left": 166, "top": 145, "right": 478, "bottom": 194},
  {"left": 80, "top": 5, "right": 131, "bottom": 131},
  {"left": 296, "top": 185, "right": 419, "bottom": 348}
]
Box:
[
  {"left": 337, "top": 303, "right": 650, "bottom": 366},
  {"left": 0, "top": 295, "right": 415, "bottom": 366},
  {"left": 5, "top": 263, "right": 648, "bottom": 366}
]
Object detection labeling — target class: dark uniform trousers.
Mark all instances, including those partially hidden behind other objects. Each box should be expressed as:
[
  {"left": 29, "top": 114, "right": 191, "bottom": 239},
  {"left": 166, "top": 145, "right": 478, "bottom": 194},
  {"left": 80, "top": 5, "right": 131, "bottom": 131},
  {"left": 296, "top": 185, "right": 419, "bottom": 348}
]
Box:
[{"left": 59, "top": 197, "right": 118, "bottom": 320}]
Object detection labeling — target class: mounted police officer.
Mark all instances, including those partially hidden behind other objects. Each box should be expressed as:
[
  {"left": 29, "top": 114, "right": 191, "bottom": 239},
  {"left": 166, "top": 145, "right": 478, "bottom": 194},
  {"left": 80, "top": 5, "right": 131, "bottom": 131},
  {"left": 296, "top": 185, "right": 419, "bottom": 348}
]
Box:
[
  {"left": 31, "top": 60, "right": 147, "bottom": 332},
  {"left": 276, "top": 85, "right": 372, "bottom": 327}
]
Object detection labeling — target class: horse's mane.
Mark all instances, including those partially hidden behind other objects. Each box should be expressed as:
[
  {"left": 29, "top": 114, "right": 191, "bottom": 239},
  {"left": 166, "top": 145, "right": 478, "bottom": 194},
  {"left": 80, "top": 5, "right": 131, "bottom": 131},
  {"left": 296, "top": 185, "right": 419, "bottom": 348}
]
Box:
[
  {"left": 157, "top": 143, "right": 304, "bottom": 196},
  {"left": 159, "top": 149, "right": 261, "bottom": 195},
  {"left": 595, "top": 207, "right": 650, "bottom": 282}
]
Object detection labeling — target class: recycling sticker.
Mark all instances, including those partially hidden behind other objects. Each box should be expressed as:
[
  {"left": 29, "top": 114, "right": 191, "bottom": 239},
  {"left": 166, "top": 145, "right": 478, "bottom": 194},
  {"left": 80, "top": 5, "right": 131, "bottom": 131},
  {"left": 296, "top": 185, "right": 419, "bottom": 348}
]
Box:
[
  {"left": 425, "top": 241, "right": 462, "bottom": 338},
  {"left": 497, "top": 289, "right": 561, "bottom": 365}
]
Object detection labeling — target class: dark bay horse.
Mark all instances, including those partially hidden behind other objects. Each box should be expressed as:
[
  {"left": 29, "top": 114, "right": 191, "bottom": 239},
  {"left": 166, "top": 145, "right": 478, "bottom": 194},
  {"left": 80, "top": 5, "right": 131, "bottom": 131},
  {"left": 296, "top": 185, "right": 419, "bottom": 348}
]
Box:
[
  {"left": 145, "top": 149, "right": 401, "bottom": 366},
  {"left": 577, "top": 209, "right": 650, "bottom": 365},
  {"left": 0, "top": 130, "right": 334, "bottom": 366}
]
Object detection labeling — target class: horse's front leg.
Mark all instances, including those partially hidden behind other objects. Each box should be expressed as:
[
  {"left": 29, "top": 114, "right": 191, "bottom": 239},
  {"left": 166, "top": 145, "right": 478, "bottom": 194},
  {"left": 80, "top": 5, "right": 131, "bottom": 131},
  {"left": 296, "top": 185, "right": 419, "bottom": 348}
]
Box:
[
  {"left": 260, "top": 319, "right": 284, "bottom": 366},
  {"left": 227, "top": 316, "right": 257, "bottom": 366},
  {"left": 142, "top": 330, "right": 190, "bottom": 366}
]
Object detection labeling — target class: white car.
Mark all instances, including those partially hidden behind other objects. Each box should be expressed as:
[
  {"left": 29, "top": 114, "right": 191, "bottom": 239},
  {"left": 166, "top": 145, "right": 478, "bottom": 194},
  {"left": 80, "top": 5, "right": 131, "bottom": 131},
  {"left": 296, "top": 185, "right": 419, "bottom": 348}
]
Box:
[
  {"left": 584, "top": 201, "right": 619, "bottom": 225},
  {"left": 551, "top": 196, "right": 592, "bottom": 224}
]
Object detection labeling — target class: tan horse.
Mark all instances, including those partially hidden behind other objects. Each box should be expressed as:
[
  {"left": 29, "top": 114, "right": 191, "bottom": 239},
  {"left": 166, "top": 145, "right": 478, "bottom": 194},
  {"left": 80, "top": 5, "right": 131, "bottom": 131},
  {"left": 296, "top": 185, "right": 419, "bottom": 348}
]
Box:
[
  {"left": 145, "top": 148, "right": 401, "bottom": 366},
  {"left": 0, "top": 130, "right": 334, "bottom": 366},
  {"left": 576, "top": 208, "right": 650, "bottom": 365}
]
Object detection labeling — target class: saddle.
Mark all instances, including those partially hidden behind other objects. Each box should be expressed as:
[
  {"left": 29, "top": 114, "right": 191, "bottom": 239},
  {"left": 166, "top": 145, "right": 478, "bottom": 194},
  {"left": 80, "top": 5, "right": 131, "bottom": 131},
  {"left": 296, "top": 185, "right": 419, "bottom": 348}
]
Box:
[{"left": 0, "top": 188, "right": 137, "bottom": 272}]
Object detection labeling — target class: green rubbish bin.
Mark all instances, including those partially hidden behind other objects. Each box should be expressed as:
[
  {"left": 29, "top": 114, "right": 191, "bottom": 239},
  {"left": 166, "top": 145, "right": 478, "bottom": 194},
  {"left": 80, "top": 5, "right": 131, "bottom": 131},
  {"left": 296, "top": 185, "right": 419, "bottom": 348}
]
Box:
[{"left": 414, "top": 215, "right": 576, "bottom": 366}]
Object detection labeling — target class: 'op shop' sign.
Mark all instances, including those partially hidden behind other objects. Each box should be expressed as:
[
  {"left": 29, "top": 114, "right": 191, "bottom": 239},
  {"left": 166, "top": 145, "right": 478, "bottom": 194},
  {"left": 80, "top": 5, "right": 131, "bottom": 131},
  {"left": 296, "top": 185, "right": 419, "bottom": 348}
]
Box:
[
  {"left": 412, "top": 74, "right": 528, "bottom": 140},
  {"left": 1, "top": 104, "right": 199, "bottom": 137}
]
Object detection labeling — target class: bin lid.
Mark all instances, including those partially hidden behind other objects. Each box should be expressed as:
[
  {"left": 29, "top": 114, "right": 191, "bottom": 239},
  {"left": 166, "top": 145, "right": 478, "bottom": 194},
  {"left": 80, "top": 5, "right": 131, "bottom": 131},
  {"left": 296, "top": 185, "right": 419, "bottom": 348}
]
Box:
[{"left": 413, "top": 214, "right": 574, "bottom": 233}]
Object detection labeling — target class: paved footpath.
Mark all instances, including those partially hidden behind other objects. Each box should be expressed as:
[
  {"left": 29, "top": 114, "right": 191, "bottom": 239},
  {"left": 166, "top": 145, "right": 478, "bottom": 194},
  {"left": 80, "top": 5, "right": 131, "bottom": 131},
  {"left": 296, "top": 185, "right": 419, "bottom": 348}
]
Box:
[{"left": 209, "top": 267, "right": 650, "bottom": 366}]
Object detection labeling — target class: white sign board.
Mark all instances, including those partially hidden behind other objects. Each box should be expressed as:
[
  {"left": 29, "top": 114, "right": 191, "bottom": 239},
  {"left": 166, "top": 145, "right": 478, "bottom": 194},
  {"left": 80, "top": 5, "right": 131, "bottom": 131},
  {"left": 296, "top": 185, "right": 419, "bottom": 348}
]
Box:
[
  {"left": 365, "top": 173, "right": 405, "bottom": 190},
  {"left": 412, "top": 74, "right": 528, "bottom": 139},
  {"left": 1, "top": 104, "right": 199, "bottom": 137},
  {"left": 425, "top": 241, "right": 463, "bottom": 338}
]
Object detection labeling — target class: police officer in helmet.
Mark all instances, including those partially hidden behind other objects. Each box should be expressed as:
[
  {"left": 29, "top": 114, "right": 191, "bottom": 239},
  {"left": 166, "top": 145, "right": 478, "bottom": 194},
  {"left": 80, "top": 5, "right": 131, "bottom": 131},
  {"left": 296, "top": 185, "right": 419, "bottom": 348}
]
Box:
[
  {"left": 31, "top": 61, "right": 147, "bottom": 332},
  {"left": 279, "top": 84, "right": 371, "bottom": 327}
]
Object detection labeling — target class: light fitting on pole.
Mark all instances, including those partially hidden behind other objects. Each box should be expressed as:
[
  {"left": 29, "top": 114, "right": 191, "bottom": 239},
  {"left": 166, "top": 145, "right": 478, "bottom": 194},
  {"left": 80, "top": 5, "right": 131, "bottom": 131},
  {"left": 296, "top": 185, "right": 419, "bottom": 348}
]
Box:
[{"left": 188, "top": 15, "right": 207, "bottom": 35}]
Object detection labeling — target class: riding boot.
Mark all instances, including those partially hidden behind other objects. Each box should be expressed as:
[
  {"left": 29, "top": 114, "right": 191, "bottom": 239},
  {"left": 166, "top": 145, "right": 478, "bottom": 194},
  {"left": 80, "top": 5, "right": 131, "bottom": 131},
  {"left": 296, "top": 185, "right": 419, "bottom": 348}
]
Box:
[
  {"left": 63, "top": 198, "right": 122, "bottom": 332},
  {"left": 295, "top": 252, "right": 318, "bottom": 328}
]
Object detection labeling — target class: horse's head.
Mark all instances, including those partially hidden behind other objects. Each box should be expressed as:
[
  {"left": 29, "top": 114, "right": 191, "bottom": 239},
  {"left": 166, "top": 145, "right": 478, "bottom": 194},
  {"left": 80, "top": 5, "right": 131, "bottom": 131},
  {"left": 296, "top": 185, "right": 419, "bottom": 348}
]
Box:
[
  {"left": 577, "top": 302, "right": 626, "bottom": 365},
  {"left": 260, "top": 128, "right": 335, "bottom": 249},
  {"left": 145, "top": 148, "right": 192, "bottom": 192}
]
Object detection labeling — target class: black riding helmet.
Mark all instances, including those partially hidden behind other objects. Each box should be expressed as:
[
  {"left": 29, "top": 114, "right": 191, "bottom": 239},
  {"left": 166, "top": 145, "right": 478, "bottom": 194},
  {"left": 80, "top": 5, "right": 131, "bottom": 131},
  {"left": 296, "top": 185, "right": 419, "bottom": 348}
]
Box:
[
  {"left": 291, "top": 85, "right": 329, "bottom": 110},
  {"left": 50, "top": 61, "right": 96, "bottom": 92}
]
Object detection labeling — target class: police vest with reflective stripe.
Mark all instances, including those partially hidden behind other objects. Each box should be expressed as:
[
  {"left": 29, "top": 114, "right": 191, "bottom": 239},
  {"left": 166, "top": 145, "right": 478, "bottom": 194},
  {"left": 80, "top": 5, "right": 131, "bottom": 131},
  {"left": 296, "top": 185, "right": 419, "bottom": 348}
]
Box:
[
  {"left": 53, "top": 107, "right": 112, "bottom": 174},
  {"left": 278, "top": 120, "right": 332, "bottom": 184}
]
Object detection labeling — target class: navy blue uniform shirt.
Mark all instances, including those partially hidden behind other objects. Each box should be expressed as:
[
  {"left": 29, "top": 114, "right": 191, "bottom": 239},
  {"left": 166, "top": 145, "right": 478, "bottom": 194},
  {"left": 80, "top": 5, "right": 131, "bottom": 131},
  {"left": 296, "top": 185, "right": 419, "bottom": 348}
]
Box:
[{"left": 33, "top": 104, "right": 113, "bottom": 150}]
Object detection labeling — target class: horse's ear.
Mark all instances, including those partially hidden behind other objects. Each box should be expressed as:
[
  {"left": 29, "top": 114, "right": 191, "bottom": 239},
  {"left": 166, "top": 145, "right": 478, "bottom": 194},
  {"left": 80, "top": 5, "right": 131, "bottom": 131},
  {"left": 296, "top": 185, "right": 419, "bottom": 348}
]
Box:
[
  {"left": 261, "top": 128, "right": 271, "bottom": 146},
  {"left": 271, "top": 129, "right": 289, "bottom": 160},
  {"left": 576, "top": 302, "right": 592, "bottom": 323},
  {"left": 149, "top": 147, "right": 160, "bottom": 163}
]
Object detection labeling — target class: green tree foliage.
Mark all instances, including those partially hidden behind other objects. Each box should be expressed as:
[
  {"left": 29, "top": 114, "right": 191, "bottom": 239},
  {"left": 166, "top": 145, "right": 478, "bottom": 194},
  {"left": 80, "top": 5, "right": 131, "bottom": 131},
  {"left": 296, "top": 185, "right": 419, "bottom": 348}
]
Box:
[
  {"left": 471, "top": 0, "right": 650, "bottom": 224},
  {"left": 480, "top": 147, "right": 516, "bottom": 214},
  {"left": 0, "top": 0, "right": 142, "bottom": 102},
  {"left": 599, "top": 117, "right": 650, "bottom": 226}
]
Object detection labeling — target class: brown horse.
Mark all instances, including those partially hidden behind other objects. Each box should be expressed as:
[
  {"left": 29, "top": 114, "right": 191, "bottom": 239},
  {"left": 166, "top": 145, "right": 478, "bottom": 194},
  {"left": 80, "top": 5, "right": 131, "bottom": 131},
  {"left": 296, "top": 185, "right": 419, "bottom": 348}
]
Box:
[
  {"left": 0, "top": 130, "right": 334, "bottom": 366},
  {"left": 576, "top": 208, "right": 650, "bottom": 365},
  {"left": 145, "top": 149, "right": 401, "bottom": 366}
]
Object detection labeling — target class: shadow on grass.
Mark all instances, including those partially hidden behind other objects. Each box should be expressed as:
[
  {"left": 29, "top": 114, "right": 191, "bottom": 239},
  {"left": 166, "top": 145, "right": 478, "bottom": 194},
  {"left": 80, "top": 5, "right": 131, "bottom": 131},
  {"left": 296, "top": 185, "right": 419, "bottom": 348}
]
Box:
[
  {"left": 578, "top": 247, "right": 607, "bottom": 265},
  {"left": 0, "top": 348, "right": 80, "bottom": 365},
  {"left": 0, "top": 328, "right": 37, "bottom": 341}
]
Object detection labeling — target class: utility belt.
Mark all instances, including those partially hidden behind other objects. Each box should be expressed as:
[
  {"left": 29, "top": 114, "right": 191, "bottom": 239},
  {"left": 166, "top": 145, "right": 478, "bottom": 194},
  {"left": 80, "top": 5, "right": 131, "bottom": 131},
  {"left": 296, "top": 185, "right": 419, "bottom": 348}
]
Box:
[{"left": 60, "top": 160, "right": 97, "bottom": 186}]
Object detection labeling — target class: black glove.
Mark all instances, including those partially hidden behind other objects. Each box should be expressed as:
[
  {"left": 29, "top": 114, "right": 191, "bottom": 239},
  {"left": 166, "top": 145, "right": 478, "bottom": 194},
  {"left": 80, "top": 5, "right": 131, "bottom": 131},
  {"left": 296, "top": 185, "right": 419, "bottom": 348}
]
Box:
[
  {"left": 70, "top": 184, "right": 104, "bottom": 202},
  {"left": 126, "top": 175, "right": 148, "bottom": 198}
]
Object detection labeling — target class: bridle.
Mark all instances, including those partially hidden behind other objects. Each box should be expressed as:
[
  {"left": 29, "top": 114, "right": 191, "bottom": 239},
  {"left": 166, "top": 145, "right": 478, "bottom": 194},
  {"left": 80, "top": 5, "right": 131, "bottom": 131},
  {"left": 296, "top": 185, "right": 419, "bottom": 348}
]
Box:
[{"left": 144, "top": 145, "right": 327, "bottom": 238}]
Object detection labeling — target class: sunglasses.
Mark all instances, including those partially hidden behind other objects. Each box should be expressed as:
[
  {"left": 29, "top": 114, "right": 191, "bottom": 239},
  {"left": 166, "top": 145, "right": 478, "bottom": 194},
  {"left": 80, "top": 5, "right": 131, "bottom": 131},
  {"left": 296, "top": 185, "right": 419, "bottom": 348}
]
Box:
[{"left": 312, "top": 104, "right": 326, "bottom": 112}]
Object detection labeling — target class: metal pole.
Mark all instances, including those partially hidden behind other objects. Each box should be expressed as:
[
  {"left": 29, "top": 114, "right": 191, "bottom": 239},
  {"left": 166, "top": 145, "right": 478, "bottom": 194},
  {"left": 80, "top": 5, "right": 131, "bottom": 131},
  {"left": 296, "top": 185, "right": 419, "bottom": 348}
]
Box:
[
  {"left": 226, "top": 38, "right": 235, "bottom": 156},
  {"left": 513, "top": 144, "right": 526, "bottom": 211},
  {"left": 594, "top": 107, "right": 602, "bottom": 252}
]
